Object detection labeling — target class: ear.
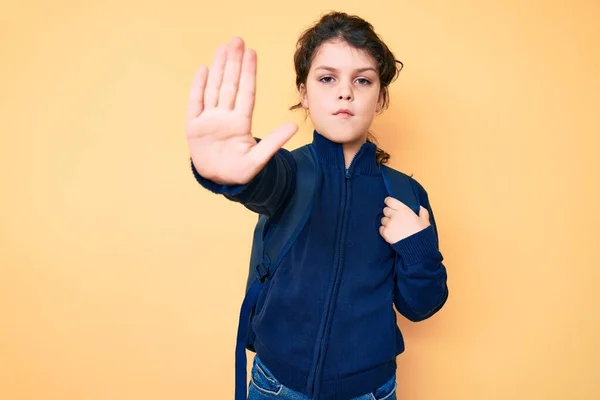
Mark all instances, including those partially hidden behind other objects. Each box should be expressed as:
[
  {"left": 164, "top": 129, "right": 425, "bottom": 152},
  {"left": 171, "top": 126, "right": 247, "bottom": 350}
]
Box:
[
  {"left": 376, "top": 91, "right": 384, "bottom": 112},
  {"left": 300, "top": 83, "right": 308, "bottom": 108}
]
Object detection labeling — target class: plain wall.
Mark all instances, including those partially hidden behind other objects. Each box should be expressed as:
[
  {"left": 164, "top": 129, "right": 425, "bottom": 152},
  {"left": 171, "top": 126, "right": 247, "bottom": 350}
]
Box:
[{"left": 1, "top": 0, "right": 599, "bottom": 399}]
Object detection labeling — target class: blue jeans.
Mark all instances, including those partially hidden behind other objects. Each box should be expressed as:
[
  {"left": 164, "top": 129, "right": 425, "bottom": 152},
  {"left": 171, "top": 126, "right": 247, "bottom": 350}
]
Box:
[{"left": 248, "top": 355, "right": 397, "bottom": 400}]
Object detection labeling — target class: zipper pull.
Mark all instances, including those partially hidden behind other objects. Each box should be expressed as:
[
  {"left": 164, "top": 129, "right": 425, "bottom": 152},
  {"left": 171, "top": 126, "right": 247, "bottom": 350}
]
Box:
[{"left": 345, "top": 168, "right": 350, "bottom": 178}]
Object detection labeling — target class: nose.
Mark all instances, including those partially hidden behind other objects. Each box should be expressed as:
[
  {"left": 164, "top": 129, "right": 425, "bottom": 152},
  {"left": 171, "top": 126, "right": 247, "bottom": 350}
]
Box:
[{"left": 337, "top": 84, "right": 353, "bottom": 101}]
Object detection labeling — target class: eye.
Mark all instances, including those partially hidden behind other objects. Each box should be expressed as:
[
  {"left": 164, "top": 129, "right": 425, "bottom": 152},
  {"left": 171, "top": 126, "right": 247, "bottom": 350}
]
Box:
[{"left": 318, "top": 76, "right": 373, "bottom": 85}]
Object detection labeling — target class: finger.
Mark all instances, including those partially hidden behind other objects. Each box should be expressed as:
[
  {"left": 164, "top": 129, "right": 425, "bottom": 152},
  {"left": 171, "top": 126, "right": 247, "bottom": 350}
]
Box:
[
  {"left": 419, "top": 206, "right": 430, "bottom": 221},
  {"left": 204, "top": 44, "right": 228, "bottom": 108},
  {"left": 384, "top": 196, "right": 407, "bottom": 211},
  {"left": 382, "top": 206, "right": 396, "bottom": 218},
  {"left": 235, "top": 48, "right": 257, "bottom": 117},
  {"left": 218, "top": 37, "right": 245, "bottom": 110},
  {"left": 186, "top": 65, "right": 208, "bottom": 122},
  {"left": 381, "top": 216, "right": 391, "bottom": 226},
  {"left": 249, "top": 123, "right": 298, "bottom": 169},
  {"left": 379, "top": 225, "right": 386, "bottom": 237}
]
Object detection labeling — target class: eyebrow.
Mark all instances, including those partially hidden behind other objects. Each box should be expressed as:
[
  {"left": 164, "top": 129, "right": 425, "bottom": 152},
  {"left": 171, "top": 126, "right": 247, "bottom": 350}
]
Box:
[{"left": 314, "top": 66, "right": 378, "bottom": 74}]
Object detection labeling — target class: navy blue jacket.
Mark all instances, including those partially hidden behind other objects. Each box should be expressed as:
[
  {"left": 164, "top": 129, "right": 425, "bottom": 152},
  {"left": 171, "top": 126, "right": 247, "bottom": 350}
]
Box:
[{"left": 192, "top": 130, "right": 448, "bottom": 399}]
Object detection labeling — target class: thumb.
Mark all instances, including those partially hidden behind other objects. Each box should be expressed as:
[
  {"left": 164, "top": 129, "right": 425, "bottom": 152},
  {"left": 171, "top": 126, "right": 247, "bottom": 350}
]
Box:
[{"left": 249, "top": 122, "right": 298, "bottom": 168}]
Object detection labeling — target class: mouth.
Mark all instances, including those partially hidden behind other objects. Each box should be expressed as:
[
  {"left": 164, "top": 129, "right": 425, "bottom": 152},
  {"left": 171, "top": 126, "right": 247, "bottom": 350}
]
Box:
[{"left": 333, "top": 109, "right": 354, "bottom": 117}]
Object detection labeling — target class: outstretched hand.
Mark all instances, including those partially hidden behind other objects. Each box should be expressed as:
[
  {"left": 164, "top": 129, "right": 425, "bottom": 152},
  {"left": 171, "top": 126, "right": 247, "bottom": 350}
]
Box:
[{"left": 185, "top": 37, "right": 298, "bottom": 185}]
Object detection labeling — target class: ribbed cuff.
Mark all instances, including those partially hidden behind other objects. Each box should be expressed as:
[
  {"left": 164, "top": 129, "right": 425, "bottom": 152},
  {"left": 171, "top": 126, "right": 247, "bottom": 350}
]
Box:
[
  {"left": 190, "top": 158, "right": 252, "bottom": 196},
  {"left": 391, "top": 225, "right": 439, "bottom": 266}
]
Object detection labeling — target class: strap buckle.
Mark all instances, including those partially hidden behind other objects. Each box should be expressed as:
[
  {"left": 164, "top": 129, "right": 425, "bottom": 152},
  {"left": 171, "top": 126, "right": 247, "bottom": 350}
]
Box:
[{"left": 255, "top": 255, "right": 271, "bottom": 283}]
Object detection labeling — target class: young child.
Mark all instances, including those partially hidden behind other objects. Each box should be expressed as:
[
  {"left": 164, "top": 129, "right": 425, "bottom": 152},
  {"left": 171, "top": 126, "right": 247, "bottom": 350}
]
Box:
[{"left": 186, "top": 11, "right": 448, "bottom": 400}]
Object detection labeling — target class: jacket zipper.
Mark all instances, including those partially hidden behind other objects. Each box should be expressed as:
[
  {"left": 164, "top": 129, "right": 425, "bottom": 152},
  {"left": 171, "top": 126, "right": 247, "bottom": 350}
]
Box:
[{"left": 308, "top": 155, "right": 357, "bottom": 398}]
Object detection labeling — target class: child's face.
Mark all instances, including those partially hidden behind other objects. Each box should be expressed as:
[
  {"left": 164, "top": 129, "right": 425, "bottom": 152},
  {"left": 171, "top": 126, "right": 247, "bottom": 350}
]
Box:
[{"left": 300, "top": 39, "right": 383, "bottom": 147}]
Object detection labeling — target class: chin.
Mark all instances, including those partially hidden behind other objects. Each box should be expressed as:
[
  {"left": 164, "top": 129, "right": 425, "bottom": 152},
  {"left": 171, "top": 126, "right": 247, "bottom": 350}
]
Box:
[{"left": 316, "top": 127, "right": 367, "bottom": 145}]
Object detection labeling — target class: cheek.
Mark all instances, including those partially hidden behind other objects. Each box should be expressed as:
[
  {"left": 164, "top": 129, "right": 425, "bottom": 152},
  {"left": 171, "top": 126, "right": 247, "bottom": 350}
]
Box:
[
  {"left": 366, "top": 89, "right": 382, "bottom": 108},
  {"left": 363, "top": 96, "right": 380, "bottom": 113},
  {"left": 306, "top": 88, "right": 328, "bottom": 113},
  {"left": 305, "top": 83, "right": 325, "bottom": 102}
]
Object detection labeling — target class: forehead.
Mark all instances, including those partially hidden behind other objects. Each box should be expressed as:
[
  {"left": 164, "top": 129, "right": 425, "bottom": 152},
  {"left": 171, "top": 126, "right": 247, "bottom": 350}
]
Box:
[{"left": 310, "top": 40, "right": 377, "bottom": 71}]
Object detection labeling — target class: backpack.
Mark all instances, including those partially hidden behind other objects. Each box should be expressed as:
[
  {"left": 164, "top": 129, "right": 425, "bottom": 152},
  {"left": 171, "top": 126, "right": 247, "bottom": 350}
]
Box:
[{"left": 234, "top": 144, "right": 420, "bottom": 400}]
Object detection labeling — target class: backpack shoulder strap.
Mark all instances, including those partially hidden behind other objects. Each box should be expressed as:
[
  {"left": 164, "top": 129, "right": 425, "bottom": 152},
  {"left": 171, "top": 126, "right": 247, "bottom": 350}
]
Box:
[
  {"left": 246, "top": 144, "right": 319, "bottom": 291},
  {"left": 380, "top": 165, "right": 421, "bottom": 215},
  {"left": 235, "top": 144, "right": 320, "bottom": 400}
]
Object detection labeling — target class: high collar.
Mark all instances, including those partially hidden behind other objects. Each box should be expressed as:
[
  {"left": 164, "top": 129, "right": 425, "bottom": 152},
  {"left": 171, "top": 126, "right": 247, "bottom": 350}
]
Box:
[{"left": 311, "top": 130, "right": 380, "bottom": 176}]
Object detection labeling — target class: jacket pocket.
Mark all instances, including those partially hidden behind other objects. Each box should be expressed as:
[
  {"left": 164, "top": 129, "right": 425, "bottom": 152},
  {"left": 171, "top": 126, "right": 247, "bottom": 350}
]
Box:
[{"left": 250, "top": 356, "right": 283, "bottom": 396}]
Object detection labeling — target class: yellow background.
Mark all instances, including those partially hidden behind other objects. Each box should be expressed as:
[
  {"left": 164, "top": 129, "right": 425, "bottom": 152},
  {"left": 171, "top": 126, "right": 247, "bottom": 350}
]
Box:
[{"left": 1, "top": 0, "right": 599, "bottom": 399}]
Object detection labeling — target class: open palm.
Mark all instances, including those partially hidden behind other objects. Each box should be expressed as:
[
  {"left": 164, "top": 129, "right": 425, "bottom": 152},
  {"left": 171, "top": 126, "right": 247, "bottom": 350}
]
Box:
[{"left": 186, "top": 37, "right": 298, "bottom": 185}]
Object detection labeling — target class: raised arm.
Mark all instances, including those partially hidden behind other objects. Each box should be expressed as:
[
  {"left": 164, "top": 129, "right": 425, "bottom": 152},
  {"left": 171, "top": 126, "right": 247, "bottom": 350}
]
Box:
[{"left": 185, "top": 37, "right": 298, "bottom": 217}]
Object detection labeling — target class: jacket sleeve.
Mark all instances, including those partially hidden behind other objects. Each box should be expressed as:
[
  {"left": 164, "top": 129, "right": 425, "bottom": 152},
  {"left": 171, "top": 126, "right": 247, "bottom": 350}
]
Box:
[
  {"left": 391, "top": 178, "right": 449, "bottom": 322},
  {"left": 190, "top": 145, "right": 297, "bottom": 219}
]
